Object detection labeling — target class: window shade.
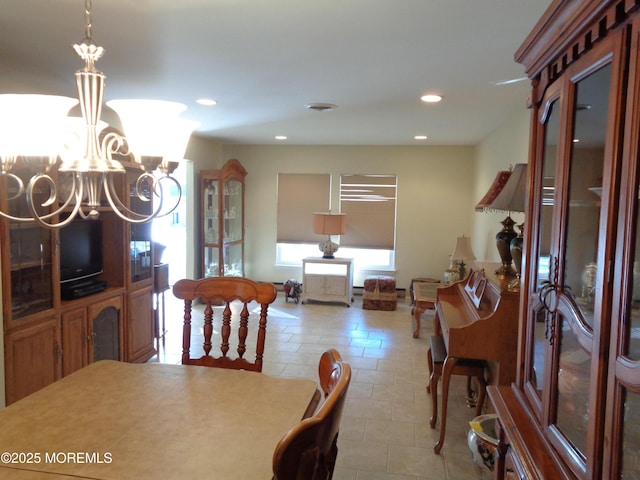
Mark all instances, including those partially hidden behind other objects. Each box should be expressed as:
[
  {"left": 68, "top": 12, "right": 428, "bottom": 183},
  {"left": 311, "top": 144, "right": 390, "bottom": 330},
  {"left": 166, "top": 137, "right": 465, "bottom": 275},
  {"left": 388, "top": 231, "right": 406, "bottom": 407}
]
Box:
[
  {"left": 340, "top": 174, "right": 397, "bottom": 249},
  {"left": 277, "top": 173, "right": 331, "bottom": 243}
]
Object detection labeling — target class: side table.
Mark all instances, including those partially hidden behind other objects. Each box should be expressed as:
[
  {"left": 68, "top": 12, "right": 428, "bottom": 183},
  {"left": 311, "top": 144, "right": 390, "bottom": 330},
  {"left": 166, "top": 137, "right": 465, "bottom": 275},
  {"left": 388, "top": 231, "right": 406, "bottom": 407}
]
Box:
[{"left": 411, "top": 279, "right": 440, "bottom": 338}]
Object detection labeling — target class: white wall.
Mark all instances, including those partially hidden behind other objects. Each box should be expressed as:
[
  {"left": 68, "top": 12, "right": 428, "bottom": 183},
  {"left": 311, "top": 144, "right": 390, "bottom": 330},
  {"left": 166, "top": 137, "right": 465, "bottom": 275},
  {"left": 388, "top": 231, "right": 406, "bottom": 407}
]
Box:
[
  {"left": 472, "top": 108, "right": 531, "bottom": 262},
  {"left": 220, "top": 144, "right": 475, "bottom": 290}
]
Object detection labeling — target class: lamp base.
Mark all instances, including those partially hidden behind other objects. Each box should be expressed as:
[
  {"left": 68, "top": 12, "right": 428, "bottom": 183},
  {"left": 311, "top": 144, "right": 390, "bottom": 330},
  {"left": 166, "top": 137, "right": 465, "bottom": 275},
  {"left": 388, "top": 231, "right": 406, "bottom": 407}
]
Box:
[
  {"left": 495, "top": 216, "right": 517, "bottom": 278},
  {"left": 507, "top": 224, "right": 524, "bottom": 291},
  {"left": 319, "top": 238, "right": 339, "bottom": 259}
]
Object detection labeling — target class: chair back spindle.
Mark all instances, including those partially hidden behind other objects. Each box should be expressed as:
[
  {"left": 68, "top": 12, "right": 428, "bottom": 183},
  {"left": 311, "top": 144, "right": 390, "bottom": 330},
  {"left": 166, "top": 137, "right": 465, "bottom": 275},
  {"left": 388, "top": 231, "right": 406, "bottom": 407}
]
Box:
[{"left": 173, "top": 277, "right": 277, "bottom": 372}]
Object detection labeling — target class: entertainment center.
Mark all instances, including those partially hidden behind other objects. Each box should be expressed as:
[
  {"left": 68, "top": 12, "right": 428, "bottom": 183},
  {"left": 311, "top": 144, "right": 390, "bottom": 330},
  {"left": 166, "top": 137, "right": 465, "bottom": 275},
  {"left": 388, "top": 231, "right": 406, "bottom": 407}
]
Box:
[{"left": 1, "top": 158, "right": 157, "bottom": 405}]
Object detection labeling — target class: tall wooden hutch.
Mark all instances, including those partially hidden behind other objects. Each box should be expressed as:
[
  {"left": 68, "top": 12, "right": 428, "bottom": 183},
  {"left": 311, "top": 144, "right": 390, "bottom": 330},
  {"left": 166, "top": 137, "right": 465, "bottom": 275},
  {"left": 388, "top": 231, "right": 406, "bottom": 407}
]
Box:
[
  {"left": 488, "top": 1, "right": 640, "bottom": 479},
  {"left": 200, "top": 159, "right": 246, "bottom": 278},
  {"left": 1, "top": 159, "right": 157, "bottom": 405}
]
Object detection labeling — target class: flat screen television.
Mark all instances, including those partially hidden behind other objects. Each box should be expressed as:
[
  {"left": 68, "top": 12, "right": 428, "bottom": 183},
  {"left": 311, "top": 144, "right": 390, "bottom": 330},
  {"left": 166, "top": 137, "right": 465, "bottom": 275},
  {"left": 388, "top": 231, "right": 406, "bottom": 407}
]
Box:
[{"left": 59, "top": 219, "right": 104, "bottom": 284}]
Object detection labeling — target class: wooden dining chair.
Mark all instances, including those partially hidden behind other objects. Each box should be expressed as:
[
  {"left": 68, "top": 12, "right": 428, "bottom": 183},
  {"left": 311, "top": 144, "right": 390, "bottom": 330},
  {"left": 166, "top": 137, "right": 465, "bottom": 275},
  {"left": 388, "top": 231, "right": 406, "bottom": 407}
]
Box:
[
  {"left": 272, "top": 349, "right": 351, "bottom": 480},
  {"left": 172, "top": 276, "right": 278, "bottom": 372}
]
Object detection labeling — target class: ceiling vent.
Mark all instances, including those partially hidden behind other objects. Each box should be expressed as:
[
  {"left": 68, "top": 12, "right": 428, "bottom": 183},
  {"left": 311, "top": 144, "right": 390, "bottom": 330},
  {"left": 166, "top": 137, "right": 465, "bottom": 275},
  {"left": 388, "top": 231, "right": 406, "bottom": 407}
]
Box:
[{"left": 305, "top": 103, "right": 337, "bottom": 112}]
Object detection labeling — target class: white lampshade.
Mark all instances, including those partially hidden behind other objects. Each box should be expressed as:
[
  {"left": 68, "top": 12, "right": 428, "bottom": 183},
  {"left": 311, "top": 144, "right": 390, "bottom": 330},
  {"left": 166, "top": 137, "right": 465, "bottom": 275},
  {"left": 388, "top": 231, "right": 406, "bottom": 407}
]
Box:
[
  {"left": 161, "top": 118, "right": 200, "bottom": 165},
  {"left": 451, "top": 235, "right": 476, "bottom": 262},
  {"left": 0, "top": 94, "right": 78, "bottom": 158},
  {"left": 107, "top": 99, "right": 195, "bottom": 159}
]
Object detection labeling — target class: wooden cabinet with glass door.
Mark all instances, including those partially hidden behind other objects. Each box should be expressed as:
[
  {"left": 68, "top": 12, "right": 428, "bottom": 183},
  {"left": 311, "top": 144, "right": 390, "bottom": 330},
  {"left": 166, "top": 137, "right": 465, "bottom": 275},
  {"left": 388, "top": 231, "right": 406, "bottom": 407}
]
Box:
[
  {"left": 0, "top": 160, "right": 60, "bottom": 405},
  {"left": 200, "top": 159, "right": 246, "bottom": 278},
  {"left": 487, "top": 2, "right": 640, "bottom": 479}
]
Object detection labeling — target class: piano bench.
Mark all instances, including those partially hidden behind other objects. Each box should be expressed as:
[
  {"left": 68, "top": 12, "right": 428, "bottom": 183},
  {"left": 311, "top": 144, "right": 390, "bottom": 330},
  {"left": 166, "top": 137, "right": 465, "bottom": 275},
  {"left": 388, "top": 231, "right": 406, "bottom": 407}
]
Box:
[{"left": 427, "top": 335, "right": 487, "bottom": 454}]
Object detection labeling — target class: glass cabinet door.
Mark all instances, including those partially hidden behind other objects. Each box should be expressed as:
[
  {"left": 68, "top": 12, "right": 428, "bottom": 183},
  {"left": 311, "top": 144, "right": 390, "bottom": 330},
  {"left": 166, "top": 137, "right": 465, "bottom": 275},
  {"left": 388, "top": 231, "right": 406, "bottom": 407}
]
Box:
[
  {"left": 535, "top": 53, "right": 613, "bottom": 477},
  {"left": 203, "top": 246, "right": 219, "bottom": 278},
  {"left": 525, "top": 93, "right": 560, "bottom": 408},
  {"left": 551, "top": 61, "right": 610, "bottom": 456},
  {"left": 3, "top": 162, "right": 55, "bottom": 321},
  {"left": 203, "top": 179, "right": 219, "bottom": 245},
  {"left": 222, "top": 178, "right": 243, "bottom": 276},
  {"left": 606, "top": 18, "right": 640, "bottom": 480},
  {"left": 128, "top": 171, "right": 152, "bottom": 283}
]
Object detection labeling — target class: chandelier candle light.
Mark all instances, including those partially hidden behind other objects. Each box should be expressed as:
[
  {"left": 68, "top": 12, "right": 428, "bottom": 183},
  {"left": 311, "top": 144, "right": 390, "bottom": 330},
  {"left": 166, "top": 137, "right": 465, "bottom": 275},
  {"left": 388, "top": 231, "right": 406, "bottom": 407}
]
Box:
[
  {"left": 313, "top": 212, "right": 347, "bottom": 258},
  {"left": 0, "top": 0, "right": 198, "bottom": 228}
]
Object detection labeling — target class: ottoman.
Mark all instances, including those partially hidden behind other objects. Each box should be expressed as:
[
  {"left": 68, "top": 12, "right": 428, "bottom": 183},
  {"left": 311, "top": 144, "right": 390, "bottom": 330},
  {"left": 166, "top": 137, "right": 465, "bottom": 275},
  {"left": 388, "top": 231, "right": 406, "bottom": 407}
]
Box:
[{"left": 363, "top": 275, "right": 397, "bottom": 310}]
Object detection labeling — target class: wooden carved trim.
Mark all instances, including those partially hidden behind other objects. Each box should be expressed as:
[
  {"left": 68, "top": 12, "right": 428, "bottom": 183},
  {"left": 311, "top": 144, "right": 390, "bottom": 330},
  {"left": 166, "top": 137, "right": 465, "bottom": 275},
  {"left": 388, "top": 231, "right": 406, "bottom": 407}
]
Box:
[{"left": 519, "top": 0, "right": 636, "bottom": 107}]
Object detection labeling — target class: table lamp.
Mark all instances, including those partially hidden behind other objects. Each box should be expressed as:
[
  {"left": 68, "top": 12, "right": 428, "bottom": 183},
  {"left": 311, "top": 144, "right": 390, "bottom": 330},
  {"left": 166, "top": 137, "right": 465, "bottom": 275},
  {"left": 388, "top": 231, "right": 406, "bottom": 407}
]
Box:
[
  {"left": 313, "top": 212, "right": 346, "bottom": 258},
  {"left": 489, "top": 163, "right": 527, "bottom": 287},
  {"left": 450, "top": 235, "right": 476, "bottom": 280}
]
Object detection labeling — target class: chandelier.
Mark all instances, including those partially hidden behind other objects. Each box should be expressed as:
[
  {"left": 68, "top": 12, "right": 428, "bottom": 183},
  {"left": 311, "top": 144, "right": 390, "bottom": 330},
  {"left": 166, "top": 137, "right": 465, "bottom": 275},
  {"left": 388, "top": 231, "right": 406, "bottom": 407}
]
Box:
[{"left": 0, "top": 0, "right": 198, "bottom": 229}]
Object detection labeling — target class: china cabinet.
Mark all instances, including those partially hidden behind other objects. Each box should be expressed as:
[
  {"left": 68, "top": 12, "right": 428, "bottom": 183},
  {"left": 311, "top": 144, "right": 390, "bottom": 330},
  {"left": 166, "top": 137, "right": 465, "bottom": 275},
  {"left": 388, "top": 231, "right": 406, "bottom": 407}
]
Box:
[
  {"left": 0, "top": 157, "right": 156, "bottom": 405},
  {"left": 488, "top": 1, "right": 640, "bottom": 479},
  {"left": 200, "top": 159, "right": 246, "bottom": 278}
]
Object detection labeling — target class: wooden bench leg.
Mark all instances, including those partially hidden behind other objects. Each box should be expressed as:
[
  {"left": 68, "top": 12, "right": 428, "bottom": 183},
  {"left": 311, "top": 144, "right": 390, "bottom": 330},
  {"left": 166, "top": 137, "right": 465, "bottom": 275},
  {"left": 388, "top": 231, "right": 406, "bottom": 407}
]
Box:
[
  {"left": 434, "top": 356, "right": 458, "bottom": 454},
  {"left": 429, "top": 362, "right": 440, "bottom": 429},
  {"left": 474, "top": 374, "right": 486, "bottom": 417},
  {"left": 426, "top": 348, "right": 433, "bottom": 394}
]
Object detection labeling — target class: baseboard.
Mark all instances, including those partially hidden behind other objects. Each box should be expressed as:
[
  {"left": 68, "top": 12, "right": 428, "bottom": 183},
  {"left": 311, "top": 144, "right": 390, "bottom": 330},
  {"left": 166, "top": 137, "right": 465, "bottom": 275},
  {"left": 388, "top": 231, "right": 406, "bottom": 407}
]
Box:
[{"left": 273, "top": 281, "right": 407, "bottom": 299}]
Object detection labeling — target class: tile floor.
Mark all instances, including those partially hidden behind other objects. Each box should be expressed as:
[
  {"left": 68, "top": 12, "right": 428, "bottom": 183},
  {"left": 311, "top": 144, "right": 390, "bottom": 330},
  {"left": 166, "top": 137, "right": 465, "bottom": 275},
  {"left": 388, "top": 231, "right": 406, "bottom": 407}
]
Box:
[{"left": 151, "top": 291, "right": 488, "bottom": 480}]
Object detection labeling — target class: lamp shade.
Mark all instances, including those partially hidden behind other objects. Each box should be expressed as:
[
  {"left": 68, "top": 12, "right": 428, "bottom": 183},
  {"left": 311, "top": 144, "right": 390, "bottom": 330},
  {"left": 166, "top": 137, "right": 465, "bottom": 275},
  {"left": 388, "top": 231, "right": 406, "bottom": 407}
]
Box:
[
  {"left": 313, "top": 212, "right": 346, "bottom": 235},
  {"left": 106, "top": 99, "right": 195, "bottom": 160},
  {"left": 0, "top": 94, "right": 78, "bottom": 158},
  {"left": 490, "top": 163, "right": 527, "bottom": 213},
  {"left": 451, "top": 235, "right": 476, "bottom": 262},
  {"left": 475, "top": 170, "right": 512, "bottom": 212}
]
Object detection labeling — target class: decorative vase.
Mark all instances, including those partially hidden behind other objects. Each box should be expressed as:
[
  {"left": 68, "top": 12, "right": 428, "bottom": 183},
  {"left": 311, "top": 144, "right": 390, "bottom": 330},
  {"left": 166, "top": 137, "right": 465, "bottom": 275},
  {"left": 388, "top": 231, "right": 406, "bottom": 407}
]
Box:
[
  {"left": 467, "top": 414, "right": 499, "bottom": 478},
  {"left": 495, "top": 216, "right": 517, "bottom": 277}
]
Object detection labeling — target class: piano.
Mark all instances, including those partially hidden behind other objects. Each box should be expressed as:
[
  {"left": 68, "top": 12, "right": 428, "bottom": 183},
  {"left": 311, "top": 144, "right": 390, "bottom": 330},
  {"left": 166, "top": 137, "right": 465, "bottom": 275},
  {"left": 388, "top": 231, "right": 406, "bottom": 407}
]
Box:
[{"left": 434, "top": 264, "right": 520, "bottom": 386}]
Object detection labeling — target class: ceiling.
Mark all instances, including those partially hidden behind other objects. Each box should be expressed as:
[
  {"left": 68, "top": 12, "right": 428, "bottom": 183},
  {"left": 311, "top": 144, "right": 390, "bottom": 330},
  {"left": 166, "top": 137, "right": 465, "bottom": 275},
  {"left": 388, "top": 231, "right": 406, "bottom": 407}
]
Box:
[{"left": 0, "top": 0, "right": 552, "bottom": 146}]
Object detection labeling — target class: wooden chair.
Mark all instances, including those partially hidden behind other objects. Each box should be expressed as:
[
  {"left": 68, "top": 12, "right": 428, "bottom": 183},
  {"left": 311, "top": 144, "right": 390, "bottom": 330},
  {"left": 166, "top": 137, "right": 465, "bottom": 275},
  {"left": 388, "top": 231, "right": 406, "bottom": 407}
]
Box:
[
  {"left": 272, "top": 349, "right": 351, "bottom": 480},
  {"left": 172, "top": 276, "right": 278, "bottom": 372}
]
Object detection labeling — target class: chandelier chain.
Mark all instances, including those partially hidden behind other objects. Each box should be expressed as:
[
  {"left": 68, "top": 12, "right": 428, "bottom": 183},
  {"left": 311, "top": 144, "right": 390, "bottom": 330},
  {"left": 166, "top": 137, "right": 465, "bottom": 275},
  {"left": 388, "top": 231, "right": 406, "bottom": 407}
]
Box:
[{"left": 84, "top": 0, "right": 93, "bottom": 42}]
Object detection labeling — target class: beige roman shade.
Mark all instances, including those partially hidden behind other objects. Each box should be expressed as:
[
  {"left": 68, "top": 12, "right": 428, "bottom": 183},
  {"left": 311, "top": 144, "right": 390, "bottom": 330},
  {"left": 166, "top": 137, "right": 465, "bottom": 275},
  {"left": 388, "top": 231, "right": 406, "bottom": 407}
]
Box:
[
  {"left": 277, "top": 173, "right": 331, "bottom": 243},
  {"left": 340, "top": 174, "right": 396, "bottom": 249}
]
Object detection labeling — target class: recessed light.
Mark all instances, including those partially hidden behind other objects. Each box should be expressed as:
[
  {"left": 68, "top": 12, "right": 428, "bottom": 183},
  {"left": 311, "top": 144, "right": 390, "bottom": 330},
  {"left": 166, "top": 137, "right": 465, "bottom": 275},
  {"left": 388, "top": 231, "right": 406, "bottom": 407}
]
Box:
[
  {"left": 275, "top": 135, "right": 287, "bottom": 140},
  {"left": 421, "top": 94, "right": 442, "bottom": 103},
  {"left": 305, "top": 103, "right": 337, "bottom": 112},
  {"left": 414, "top": 135, "right": 428, "bottom": 140},
  {"left": 196, "top": 98, "right": 217, "bottom": 106}
]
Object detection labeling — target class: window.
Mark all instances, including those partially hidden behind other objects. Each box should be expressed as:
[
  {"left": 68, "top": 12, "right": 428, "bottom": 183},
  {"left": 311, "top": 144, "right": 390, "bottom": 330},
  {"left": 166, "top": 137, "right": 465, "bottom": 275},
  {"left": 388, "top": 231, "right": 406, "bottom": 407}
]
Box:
[
  {"left": 276, "top": 173, "right": 397, "bottom": 271},
  {"left": 339, "top": 174, "right": 397, "bottom": 249}
]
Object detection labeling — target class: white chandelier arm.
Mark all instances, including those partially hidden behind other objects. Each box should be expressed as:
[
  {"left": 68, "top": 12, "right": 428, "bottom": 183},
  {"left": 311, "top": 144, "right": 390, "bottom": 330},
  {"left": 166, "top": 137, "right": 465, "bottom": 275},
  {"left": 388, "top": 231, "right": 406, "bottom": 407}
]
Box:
[
  {"left": 24, "top": 174, "right": 85, "bottom": 229},
  {"left": 1, "top": 171, "right": 25, "bottom": 201},
  {"left": 154, "top": 175, "right": 182, "bottom": 217},
  {"left": 102, "top": 173, "right": 164, "bottom": 224}
]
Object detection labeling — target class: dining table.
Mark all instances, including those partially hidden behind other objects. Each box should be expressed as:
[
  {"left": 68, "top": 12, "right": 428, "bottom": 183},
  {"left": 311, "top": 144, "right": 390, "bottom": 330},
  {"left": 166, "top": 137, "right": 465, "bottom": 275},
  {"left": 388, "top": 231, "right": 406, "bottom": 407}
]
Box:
[{"left": 0, "top": 360, "right": 320, "bottom": 479}]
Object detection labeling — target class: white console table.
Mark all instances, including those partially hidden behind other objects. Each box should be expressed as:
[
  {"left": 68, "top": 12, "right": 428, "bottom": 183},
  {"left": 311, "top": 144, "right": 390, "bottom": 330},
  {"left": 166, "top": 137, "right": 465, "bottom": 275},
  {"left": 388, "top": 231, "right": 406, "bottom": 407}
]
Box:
[{"left": 301, "top": 257, "right": 353, "bottom": 307}]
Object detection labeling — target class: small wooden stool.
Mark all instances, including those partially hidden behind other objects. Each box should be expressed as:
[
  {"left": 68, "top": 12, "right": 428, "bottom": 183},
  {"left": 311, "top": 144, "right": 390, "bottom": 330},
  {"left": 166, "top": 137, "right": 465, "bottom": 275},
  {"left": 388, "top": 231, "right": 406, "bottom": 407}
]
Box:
[{"left": 427, "top": 335, "right": 487, "bottom": 454}]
